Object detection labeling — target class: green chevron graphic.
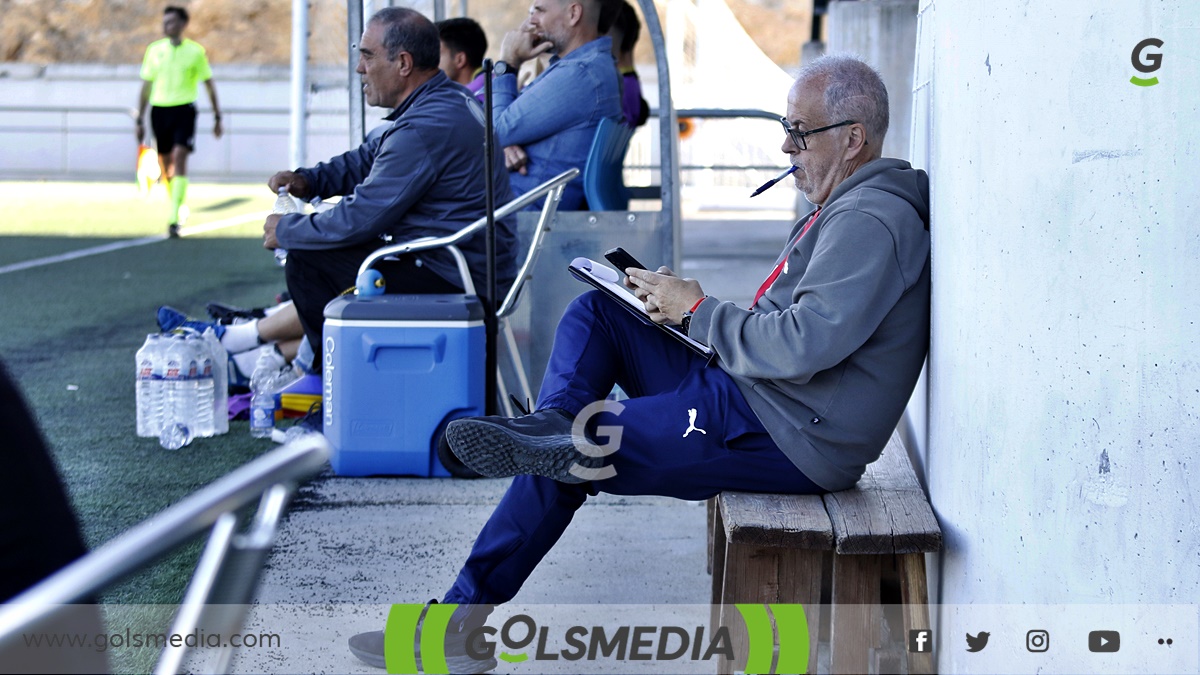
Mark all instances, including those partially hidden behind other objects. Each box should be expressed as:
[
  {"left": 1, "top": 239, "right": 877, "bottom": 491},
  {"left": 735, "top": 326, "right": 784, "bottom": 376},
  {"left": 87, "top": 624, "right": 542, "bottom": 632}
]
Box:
[
  {"left": 384, "top": 603, "right": 457, "bottom": 674},
  {"left": 769, "top": 604, "right": 810, "bottom": 674},
  {"left": 1130, "top": 75, "right": 1159, "bottom": 87},
  {"left": 736, "top": 604, "right": 775, "bottom": 673},
  {"left": 735, "top": 604, "right": 811, "bottom": 674},
  {"left": 384, "top": 603, "right": 426, "bottom": 674}
]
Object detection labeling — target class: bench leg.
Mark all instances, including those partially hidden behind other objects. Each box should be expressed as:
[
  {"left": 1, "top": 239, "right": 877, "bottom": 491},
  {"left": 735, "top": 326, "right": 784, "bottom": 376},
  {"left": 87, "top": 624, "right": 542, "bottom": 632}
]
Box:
[
  {"left": 717, "top": 542, "right": 822, "bottom": 674},
  {"left": 900, "top": 552, "right": 936, "bottom": 674},
  {"left": 707, "top": 497, "right": 716, "bottom": 575},
  {"left": 830, "top": 554, "right": 882, "bottom": 675},
  {"left": 710, "top": 500, "right": 726, "bottom": 631}
]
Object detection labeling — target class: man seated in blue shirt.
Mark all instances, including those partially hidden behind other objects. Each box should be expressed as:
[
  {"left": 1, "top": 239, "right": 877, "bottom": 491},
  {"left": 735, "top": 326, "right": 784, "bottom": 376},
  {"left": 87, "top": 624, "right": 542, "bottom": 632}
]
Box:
[
  {"left": 264, "top": 8, "right": 517, "bottom": 364},
  {"left": 491, "top": 0, "right": 622, "bottom": 210}
]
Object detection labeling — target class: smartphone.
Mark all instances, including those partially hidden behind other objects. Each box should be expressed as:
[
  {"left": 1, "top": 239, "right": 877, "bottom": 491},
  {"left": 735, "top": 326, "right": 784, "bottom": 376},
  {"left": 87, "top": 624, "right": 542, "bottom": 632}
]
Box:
[{"left": 604, "top": 247, "right": 648, "bottom": 274}]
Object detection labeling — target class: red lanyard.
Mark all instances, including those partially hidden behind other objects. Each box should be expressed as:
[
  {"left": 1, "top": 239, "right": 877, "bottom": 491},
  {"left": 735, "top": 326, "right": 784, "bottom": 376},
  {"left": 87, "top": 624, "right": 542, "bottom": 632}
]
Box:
[{"left": 751, "top": 208, "right": 820, "bottom": 309}]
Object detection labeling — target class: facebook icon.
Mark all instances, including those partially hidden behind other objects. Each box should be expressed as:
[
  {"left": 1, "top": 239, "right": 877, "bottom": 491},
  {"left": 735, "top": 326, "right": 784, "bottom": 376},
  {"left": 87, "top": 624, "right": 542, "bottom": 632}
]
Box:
[{"left": 910, "top": 629, "right": 933, "bottom": 653}]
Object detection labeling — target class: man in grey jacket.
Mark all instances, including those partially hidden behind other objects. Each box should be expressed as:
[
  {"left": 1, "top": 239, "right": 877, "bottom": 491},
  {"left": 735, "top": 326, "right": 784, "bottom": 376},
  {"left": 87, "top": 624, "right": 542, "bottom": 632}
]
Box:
[
  {"left": 349, "top": 54, "right": 929, "bottom": 671},
  {"left": 263, "top": 8, "right": 516, "bottom": 360}
]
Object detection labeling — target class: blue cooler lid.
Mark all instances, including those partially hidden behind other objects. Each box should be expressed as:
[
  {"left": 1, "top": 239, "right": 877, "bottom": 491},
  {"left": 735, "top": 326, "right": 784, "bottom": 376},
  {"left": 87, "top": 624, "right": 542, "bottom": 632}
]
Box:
[{"left": 324, "top": 293, "right": 485, "bottom": 321}]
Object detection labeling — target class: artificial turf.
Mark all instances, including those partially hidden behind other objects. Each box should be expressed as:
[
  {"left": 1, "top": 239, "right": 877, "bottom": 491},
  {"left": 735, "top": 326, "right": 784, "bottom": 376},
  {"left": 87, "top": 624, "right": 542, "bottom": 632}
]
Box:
[{"left": 1, "top": 181, "right": 295, "bottom": 672}]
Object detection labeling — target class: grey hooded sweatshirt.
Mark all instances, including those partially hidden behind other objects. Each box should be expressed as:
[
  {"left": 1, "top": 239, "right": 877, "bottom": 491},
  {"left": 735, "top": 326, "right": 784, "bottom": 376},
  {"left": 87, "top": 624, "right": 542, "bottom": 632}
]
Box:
[{"left": 686, "top": 158, "right": 931, "bottom": 491}]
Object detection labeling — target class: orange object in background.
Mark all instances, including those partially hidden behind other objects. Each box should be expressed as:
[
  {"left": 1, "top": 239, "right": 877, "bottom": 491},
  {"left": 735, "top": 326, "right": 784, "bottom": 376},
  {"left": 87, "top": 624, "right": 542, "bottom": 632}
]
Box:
[
  {"left": 136, "top": 144, "right": 161, "bottom": 196},
  {"left": 678, "top": 117, "right": 695, "bottom": 140}
]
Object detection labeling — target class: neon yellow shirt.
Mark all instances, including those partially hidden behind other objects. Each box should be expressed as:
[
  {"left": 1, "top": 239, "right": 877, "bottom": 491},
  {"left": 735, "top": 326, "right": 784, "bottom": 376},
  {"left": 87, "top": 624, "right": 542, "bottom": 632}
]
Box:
[{"left": 140, "top": 38, "right": 213, "bottom": 107}]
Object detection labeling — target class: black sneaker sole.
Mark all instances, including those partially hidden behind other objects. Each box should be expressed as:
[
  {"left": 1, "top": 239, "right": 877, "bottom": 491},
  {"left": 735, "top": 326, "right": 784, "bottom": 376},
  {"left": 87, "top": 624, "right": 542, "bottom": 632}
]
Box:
[{"left": 445, "top": 419, "right": 592, "bottom": 483}]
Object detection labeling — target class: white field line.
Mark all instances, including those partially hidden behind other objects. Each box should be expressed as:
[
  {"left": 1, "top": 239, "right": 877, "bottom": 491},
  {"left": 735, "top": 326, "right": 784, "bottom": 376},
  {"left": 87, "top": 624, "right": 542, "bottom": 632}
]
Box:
[{"left": 0, "top": 211, "right": 267, "bottom": 276}]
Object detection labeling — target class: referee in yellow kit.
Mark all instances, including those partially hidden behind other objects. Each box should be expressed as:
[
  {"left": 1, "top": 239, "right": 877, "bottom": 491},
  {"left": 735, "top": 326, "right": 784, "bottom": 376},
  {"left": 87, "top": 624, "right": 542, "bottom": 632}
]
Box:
[{"left": 136, "top": 6, "right": 223, "bottom": 238}]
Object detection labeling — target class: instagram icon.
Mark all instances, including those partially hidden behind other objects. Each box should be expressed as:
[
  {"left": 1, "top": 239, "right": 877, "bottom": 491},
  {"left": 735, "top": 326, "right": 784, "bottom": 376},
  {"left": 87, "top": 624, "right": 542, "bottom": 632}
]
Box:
[{"left": 1026, "top": 629, "right": 1050, "bottom": 652}]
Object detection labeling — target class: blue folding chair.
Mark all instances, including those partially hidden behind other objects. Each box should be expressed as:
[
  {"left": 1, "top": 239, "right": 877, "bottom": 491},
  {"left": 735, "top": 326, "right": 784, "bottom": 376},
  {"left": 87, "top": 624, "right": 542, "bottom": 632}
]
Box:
[{"left": 582, "top": 117, "right": 634, "bottom": 211}]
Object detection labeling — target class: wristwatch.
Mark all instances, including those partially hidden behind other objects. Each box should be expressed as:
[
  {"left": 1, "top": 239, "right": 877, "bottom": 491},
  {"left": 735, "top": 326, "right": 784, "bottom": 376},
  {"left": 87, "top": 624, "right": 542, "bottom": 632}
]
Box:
[
  {"left": 493, "top": 61, "right": 514, "bottom": 76},
  {"left": 680, "top": 296, "right": 707, "bottom": 335},
  {"left": 680, "top": 310, "right": 696, "bottom": 336}
]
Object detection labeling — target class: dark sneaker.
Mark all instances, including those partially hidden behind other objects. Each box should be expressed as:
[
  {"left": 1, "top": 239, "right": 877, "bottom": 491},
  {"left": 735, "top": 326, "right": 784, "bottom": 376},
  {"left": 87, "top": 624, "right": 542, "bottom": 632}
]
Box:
[
  {"left": 347, "top": 630, "right": 386, "bottom": 669},
  {"left": 444, "top": 409, "right": 608, "bottom": 483},
  {"left": 348, "top": 602, "right": 497, "bottom": 673},
  {"left": 206, "top": 301, "right": 267, "bottom": 323},
  {"left": 157, "top": 306, "right": 226, "bottom": 339},
  {"left": 167, "top": 223, "right": 180, "bottom": 238}
]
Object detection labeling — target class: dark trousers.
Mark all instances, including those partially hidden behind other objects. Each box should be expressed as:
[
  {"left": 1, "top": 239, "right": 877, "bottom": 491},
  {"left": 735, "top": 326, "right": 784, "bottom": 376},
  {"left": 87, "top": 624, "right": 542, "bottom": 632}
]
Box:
[
  {"left": 284, "top": 242, "right": 460, "bottom": 370},
  {"left": 443, "top": 291, "right": 823, "bottom": 606}
]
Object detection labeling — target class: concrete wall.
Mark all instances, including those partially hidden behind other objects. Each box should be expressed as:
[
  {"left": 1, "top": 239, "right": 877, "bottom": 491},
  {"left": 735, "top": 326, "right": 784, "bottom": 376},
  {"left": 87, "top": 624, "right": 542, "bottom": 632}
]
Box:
[
  {"left": 827, "top": 0, "right": 918, "bottom": 160},
  {"left": 0, "top": 64, "right": 359, "bottom": 181},
  {"left": 917, "top": 0, "right": 1199, "bottom": 670}
]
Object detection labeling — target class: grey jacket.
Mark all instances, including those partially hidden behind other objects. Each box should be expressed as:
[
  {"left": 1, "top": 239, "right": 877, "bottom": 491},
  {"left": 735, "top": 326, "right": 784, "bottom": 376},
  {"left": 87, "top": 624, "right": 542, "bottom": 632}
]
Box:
[
  {"left": 275, "top": 71, "right": 517, "bottom": 294},
  {"left": 688, "top": 158, "right": 931, "bottom": 491}
]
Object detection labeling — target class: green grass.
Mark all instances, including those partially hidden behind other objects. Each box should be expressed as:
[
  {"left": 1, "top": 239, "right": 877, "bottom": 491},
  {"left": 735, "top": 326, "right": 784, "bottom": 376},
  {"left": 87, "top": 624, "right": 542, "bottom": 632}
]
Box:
[{"left": 1, "top": 181, "right": 292, "bottom": 673}]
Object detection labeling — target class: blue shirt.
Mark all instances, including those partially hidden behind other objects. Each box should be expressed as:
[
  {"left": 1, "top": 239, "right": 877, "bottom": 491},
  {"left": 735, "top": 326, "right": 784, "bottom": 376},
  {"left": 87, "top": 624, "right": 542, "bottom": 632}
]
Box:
[{"left": 492, "top": 36, "right": 621, "bottom": 210}]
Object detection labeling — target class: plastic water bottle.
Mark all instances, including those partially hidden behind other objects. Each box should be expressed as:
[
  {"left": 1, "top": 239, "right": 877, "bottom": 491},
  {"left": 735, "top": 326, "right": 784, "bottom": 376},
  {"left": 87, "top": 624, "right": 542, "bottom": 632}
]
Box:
[
  {"left": 159, "top": 422, "right": 191, "bottom": 451},
  {"left": 161, "top": 335, "right": 198, "bottom": 449},
  {"left": 272, "top": 186, "right": 297, "bottom": 266},
  {"left": 191, "top": 334, "right": 216, "bottom": 437},
  {"left": 200, "top": 327, "right": 229, "bottom": 435},
  {"left": 135, "top": 334, "right": 165, "bottom": 437},
  {"left": 249, "top": 349, "right": 283, "bottom": 438}
]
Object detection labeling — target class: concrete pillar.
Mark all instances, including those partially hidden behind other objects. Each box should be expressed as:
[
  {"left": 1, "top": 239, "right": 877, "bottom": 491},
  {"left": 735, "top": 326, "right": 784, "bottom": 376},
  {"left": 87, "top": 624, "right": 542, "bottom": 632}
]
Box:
[
  {"left": 917, "top": 1, "right": 1199, "bottom": 671},
  {"left": 826, "top": 0, "right": 918, "bottom": 160}
]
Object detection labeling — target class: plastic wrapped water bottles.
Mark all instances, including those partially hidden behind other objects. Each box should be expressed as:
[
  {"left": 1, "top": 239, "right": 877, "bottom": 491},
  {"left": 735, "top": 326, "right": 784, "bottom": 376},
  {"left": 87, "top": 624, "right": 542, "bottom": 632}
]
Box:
[
  {"left": 161, "top": 335, "right": 198, "bottom": 449},
  {"left": 191, "top": 333, "right": 215, "bottom": 438},
  {"left": 138, "top": 329, "right": 229, "bottom": 446},
  {"left": 249, "top": 349, "right": 285, "bottom": 438},
  {"left": 135, "top": 334, "right": 166, "bottom": 437},
  {"left": 200, "top": 327, "right": 230, "bottom": 435},
  {"left": 272, "top": 186, "right": 297, "bottom": 266}
]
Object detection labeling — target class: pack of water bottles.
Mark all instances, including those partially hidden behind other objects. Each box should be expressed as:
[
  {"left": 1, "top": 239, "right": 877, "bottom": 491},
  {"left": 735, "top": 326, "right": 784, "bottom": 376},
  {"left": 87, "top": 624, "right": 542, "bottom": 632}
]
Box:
[{"left": 135, "top": 329, "right": 229, "bottom": 449}]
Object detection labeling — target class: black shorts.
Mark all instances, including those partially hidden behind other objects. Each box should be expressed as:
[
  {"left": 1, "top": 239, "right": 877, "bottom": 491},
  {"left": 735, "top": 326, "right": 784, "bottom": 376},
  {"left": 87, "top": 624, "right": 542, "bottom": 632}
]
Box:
[{"left": 150, "top": 103, "right": 197, "bottom": 154}]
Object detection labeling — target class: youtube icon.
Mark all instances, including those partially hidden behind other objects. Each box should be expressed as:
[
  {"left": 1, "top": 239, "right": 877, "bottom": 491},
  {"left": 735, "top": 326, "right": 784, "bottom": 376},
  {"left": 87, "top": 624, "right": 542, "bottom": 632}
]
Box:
[{"left": 1089, "top": 630, "right": 1121, "bottom": 653}]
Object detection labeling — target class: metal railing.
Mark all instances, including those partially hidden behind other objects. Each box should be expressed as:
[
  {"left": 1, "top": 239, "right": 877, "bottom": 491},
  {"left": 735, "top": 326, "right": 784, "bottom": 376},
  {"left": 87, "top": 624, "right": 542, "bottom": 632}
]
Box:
[{"left": 0, "top": 434, "right": 330, "bottom": 674}]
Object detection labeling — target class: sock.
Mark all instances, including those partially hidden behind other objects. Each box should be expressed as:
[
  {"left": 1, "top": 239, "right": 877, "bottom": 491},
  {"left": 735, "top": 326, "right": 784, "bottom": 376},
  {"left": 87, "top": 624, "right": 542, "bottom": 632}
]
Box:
[
  {"left": 169, "top": 176, "right": 189, "bottom": 224},
  {"left": 264, "top": 300, "right": 292, "bottom": 317},
  {"left": 220, "top": 320, "right": 262, "bottom": 353}
]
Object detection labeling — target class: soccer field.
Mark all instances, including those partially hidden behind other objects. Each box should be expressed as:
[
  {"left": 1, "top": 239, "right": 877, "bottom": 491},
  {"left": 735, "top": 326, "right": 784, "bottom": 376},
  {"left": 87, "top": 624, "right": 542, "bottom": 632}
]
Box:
[{"left": 0, "top": 181, "right": 297, "bottom": 649}]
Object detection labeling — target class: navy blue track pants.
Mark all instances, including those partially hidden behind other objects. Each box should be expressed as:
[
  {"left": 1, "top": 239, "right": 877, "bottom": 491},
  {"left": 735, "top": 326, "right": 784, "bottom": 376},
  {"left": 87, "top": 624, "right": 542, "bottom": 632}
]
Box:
[{"left": 444, "top": 291, "right": 822, "bottom": 605}]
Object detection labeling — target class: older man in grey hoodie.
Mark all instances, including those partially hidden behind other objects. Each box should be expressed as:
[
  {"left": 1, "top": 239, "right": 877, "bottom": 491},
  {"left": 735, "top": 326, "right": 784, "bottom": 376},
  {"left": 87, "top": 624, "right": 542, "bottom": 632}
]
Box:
[{"left": 350, "top": 54, "right": 930, "bottom": 672}]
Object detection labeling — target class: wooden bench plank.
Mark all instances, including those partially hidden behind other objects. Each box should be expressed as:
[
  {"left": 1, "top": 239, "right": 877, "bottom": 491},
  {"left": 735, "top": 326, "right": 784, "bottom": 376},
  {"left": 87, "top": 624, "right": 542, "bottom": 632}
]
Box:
[
  {"left": 824, "top": 433, "right": 941, "bottom": 554},
  {"left": 720, "top": 491, "right": 834, "bottom": 550}
]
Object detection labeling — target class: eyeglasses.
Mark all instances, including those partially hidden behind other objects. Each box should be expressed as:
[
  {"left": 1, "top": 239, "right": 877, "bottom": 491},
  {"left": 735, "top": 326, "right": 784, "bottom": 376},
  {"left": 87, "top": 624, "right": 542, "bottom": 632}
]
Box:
[{"left": 779, "top": 118, "right": 857, "bottom": 150}]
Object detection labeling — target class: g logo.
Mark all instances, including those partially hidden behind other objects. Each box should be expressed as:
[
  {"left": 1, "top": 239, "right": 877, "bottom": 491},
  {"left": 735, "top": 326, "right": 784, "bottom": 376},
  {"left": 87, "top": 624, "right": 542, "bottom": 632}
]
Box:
[{"left": 1130, "top": 38, "right": 1163, "bottom": 87}]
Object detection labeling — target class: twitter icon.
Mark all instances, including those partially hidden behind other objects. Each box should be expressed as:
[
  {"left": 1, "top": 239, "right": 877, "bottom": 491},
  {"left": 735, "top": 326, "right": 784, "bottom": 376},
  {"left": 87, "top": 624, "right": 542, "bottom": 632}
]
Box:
[{"left": 966, "top": 632, "right": 991, "bottom": 652}]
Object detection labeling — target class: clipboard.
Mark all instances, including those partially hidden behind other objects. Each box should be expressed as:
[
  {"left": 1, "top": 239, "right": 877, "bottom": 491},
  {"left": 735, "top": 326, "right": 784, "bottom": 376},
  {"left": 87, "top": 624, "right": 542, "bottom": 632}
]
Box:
[{"left": 568, "top": 257, "right": 716, "bottom": 361}]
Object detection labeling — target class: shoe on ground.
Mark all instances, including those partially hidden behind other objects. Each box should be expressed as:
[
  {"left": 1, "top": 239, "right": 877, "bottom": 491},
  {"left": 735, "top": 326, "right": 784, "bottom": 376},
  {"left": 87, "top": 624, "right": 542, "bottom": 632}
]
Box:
[
  {"left": 444, "top": 409, "right": 606, "bottom": 484},
  {"left": 156, "top": 305, "right": 226, "bottom": 339},
  {"left": 348, "top": 601, "right": 497, "bottom": 673},
  {"left": 206, "top": 301, "right": 267, "bottom": 323},
  {"left": 167, "top": 223, "right": 180, "bottom": 238}
]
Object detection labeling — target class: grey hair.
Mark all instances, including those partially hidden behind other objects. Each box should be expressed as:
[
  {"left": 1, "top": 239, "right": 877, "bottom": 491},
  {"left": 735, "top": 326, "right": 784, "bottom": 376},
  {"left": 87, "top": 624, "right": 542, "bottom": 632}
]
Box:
[
  {"left": 369, "top": 7, "right": 440, "bottom": 70},
  {"left": 797, "top": 54, "right": 889, "bottom": 148}
]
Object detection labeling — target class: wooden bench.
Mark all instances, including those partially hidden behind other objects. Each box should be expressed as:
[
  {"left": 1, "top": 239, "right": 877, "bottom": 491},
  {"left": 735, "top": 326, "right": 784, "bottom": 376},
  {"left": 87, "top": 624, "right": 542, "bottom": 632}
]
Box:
[{"left": 708, "top": 432, "right": 941, "bottom": 674}]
